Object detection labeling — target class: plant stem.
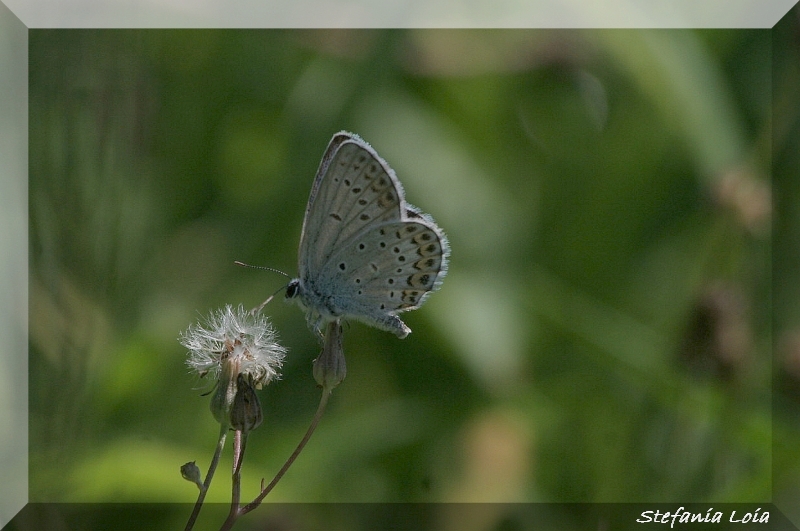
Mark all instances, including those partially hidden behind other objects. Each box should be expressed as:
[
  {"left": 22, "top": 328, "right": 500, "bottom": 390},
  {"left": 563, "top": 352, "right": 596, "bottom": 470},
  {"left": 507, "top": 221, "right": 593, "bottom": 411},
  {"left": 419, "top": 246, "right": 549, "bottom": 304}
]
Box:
[
  {"left": 239, "top": 388, "right": 331, "bottom": 515},
  {"left": 185, "top": 425, "right": 228, "bottom": 531},
  {"left": 219, "top": 429, "right": 247, "bottom": 531}
]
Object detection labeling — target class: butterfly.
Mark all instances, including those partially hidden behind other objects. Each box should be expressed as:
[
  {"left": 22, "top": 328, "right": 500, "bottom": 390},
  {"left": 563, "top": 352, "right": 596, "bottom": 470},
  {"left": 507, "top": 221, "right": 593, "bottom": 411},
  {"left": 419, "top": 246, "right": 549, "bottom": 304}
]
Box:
[{"left": 285, "top": 131, "right": 449, "bottom": 339}]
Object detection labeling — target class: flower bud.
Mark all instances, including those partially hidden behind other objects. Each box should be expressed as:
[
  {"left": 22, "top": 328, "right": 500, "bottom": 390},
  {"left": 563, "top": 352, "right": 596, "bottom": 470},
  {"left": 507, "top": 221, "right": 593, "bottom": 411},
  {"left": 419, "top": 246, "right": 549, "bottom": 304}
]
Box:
[
  {"left": 313, "top": 320, "right": 347, "bottom": 391},
  {"left": 181, "top": 461, "right": 203, "bottom": 490},
  {"left": 209, "top": 351, "right": 240, "bottom": 429},
  {"left": 230, "top": 373, "right": 263, "bottom": 433}
]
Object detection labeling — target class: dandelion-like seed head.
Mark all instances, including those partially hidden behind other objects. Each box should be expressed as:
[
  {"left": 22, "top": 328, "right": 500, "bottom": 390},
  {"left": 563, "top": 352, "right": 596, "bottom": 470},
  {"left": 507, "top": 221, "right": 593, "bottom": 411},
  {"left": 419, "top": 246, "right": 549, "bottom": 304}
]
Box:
[
  {"left": 180, "top": 305, "right": 286, "bottom": 428},
  {"left": 181, "top": 304, "right": 286, "bottom": 389}
]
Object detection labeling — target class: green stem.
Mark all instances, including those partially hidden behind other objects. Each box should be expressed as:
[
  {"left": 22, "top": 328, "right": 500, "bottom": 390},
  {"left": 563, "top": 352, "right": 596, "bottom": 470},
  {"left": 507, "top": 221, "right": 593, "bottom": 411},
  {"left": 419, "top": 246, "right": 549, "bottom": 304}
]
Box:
[
  {"left": 240, "top": 388, "right": 331, "bottom": 515},
  {"left": 219, "top": 430, "right": 247, "bottom": 531},
  {"left": 184, "top": 425, "right": 228, "bottom": 531}
]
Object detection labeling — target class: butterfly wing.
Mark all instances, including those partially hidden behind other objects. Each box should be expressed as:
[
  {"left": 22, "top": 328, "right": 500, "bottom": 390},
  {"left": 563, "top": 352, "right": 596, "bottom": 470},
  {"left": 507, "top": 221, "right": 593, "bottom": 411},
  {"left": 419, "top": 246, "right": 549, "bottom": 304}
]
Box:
[
  {"left": 294, "top": 132, "right": 449, "bottom": 338},
  {"left": 298, "top": 132, "right": 404, "bottom": 279},
  {"left": 318, "top": 214, "right": 449, "bottom": 337},
  {"left": 297, "top": 131, "right": 351, "bottom": 278}
]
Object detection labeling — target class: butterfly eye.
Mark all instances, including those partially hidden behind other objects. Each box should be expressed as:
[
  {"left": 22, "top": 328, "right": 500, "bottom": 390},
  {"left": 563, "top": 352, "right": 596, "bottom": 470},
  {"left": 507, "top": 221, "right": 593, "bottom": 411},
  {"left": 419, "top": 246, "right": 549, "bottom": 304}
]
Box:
[{"left": 285, "top": 280, "right": 300, "bottom": 299}]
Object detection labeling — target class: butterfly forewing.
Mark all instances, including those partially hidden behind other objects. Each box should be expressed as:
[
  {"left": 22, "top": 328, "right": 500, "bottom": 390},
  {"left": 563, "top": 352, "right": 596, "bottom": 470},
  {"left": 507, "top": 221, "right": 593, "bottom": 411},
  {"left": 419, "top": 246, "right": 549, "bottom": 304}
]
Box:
[{"left": 300, "top": 138, "right": 403, "bottom": 277}]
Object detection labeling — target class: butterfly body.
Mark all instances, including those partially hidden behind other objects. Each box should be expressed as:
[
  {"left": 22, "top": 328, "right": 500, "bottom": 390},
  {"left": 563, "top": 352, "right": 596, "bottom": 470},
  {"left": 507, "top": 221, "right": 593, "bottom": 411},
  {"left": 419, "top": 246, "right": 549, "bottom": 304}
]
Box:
[{"left": 286, "top": 132, "right": 449, "bottom": 339}]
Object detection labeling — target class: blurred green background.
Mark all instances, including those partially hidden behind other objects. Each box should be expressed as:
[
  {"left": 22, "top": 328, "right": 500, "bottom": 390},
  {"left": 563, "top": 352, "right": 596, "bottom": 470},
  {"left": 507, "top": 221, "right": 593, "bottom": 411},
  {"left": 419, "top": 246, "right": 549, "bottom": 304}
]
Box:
[{"left": 24, "top": 13, "right": 800, "bottom": 530}]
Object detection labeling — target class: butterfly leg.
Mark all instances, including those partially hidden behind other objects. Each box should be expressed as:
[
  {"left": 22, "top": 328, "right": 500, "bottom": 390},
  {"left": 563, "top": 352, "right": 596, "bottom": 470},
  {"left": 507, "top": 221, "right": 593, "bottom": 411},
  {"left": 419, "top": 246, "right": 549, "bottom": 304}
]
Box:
[{"left": 306, "top": 311, "right": 328, "bottom": 343}]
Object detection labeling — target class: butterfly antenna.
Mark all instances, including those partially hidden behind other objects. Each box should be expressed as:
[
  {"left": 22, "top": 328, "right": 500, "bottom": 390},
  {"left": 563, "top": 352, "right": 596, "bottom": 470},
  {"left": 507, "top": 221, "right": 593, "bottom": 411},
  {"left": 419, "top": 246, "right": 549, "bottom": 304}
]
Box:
[
  {"left": 234, "top": 261, "right": 292, "bottom": 315},
  {"left": 234, "top": 261, "right": 291, "bottom": 278}
]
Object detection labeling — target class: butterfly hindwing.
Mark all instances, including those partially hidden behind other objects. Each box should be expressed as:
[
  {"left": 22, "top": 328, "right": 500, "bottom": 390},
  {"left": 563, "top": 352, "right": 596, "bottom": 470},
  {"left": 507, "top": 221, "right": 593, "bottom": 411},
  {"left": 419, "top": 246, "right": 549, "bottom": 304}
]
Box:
[{"left": 321, "top": 217, "right": 446, "bottom": 308}]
